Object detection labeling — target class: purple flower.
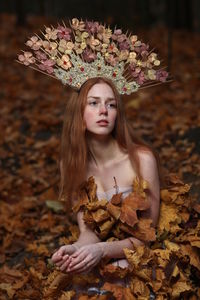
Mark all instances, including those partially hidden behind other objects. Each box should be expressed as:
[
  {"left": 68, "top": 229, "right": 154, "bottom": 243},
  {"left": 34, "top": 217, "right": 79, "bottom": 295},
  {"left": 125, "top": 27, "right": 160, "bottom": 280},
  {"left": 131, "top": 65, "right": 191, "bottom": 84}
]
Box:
[
  {"left": 141, "top": 50, "right": 148, "bottom": 59},
  {"left": 112, "top": 29, "right": 122, "bottom": 41},
  {"left": 119, "top": 39, "right": 130, "bottom": 50},
  {"left": 35, "top": 50, "right": 47, "bottom": 61},
  {"left": 85, "top": 21, "right": 99, "bottom": 34},
  {"left": 57, "top": 26, "right": 72, "bottom": 41},
  {"left": 38, "top": 59, "right": 55, "bottom": 74},
  {"left": 156, "top": 70, "right": 168, "bottom": 82},
  {"left": 82, "top": 48, "right": 97, "bottom": 62},
  {"left": 136, "top": 71, "right": 146, "bottom": 85}
]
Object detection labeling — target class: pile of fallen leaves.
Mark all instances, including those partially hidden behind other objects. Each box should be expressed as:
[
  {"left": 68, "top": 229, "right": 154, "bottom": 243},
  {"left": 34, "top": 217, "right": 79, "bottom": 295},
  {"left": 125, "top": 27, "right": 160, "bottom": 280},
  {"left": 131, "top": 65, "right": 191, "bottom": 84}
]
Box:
[{"left": 1, "top": 173, "right": 199, "bottom": 299}]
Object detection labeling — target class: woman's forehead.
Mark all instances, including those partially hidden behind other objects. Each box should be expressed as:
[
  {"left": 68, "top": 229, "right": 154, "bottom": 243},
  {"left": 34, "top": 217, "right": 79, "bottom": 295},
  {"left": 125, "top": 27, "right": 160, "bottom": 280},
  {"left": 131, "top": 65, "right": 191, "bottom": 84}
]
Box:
[{"left": 87, "top": 82, "right": 115, "bottom": 98}]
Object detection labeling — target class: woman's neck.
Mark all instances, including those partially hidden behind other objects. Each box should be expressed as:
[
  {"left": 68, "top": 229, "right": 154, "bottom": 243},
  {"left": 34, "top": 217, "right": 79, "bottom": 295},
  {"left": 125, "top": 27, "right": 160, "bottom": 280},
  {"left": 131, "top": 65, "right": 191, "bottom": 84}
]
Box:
[{"left": 86, "top": 133, "right": 124, "bottom": 168}]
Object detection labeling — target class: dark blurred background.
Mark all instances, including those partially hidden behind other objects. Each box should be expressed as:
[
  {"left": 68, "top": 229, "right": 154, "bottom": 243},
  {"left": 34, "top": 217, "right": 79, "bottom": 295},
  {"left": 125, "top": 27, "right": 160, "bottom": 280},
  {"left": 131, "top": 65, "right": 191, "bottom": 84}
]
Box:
[{"left": 1, "top": 0, "right": 200, "bottom": 31}]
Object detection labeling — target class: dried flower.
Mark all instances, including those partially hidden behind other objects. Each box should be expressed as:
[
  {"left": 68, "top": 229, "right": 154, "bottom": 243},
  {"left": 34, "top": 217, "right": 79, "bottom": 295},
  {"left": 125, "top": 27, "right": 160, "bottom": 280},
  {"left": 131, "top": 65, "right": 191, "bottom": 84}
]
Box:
[
  {"left": 105, "top": 53, "right": 119, "bottom": 66},
  {"left": 118, "top": 50, "right": 129, "bottom": 61},
  {"left": 71, "top": 18, "right": 85, "bottom": 31},
  {"left": 156, "top": 70, "right": 168, "bottom": 82},
  {"left": 82, "top": 48, "right": 97, "bottom": 62},
  {"left": 97, "top": 25, "right": 112, "bottom": 44},
  {"left": 85, "top": 21, "right": 99, "bottom": 34},
  {"left": 87, "top": 36, "right": 100, "bottom": 51},
  {"left": 18, "top": 52, "right": 36, "bottom": 65},
  {"left": 38, "top": 59, "right": 55, "bottom": 74},
  {"left": 26, "top": 36, "right": 42, "bottom": 51},
  {"left": 107, "top": 42, "right": 118, "bottom": 54},
  {"left": 17, "top": 18, "right": 169, "bottom": 95},
  {"left": 42, "top": 41, "right": 57, "bottom": 53},
  {"left": 57, "top": 25, "right": 71, "bottom": 41},
  {"left": 74, "top": 41, "right": 87, "bottom": 54},
  {"left": 44, "top": 27, "right": 58, "bottom": 40},
  {"left": 35, "top": 50, "right": 47, "bottom": 60},
  {"left": 147, "top": 69, "right": 157, "bottom": 80},
  {"left": 57, "top": 54, "right": 72, "bottom": 70}
]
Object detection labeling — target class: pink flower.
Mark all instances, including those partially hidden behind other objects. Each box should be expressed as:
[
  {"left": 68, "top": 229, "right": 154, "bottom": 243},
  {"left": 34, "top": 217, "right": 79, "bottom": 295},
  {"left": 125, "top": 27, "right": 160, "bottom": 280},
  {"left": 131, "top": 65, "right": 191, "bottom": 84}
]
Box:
[
  {"left": 85, "top": 21, "right": 99, "bottom": 34},
  {"left": 18, "top": 52, "right": 35, "bottom": 65},
  {"left": 57, "top": 26, "right": 72, "bottom": 41},
  {"left": 82, "top": 48, "right": 97, "bottom": 62},
  {"left": 156, "top": 70, "right": 168, "bottom": 82},
  {"left": 26, "top": 36, "right": 42, "bottom": 51},
  {"left": 112, "top": 29, "right": 122, "bottom": 41},
  {"left": 38, "top": 59, "right": 55, "bottom": 74},
  {"left": 35, "top": 50, "right": 47, "bottom": 60},
  {"left": 136, "top": 71, "right": 146, "bottom": 85},
  {"left": 119, "top": 39, "right": 130, "bottom": 50},
  {"left": 105, "top": 54, "right": 119, "bottom": 66}
]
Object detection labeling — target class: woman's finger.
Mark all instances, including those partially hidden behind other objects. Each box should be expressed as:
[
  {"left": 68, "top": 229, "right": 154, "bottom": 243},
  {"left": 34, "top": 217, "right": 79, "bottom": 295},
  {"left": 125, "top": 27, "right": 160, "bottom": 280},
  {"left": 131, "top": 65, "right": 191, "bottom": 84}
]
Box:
[
  {"left": 71, "top": 261, "right": 94, "bottom": 274},
  {"left": 60, "top": 256, "right": 72, "bottom": 272},
  {"left": 68, "top": 256, "right": 92, "bottom": 272},
  {"left": 51, "top": 253, "right": 63, "bottom": 263},
  {"left": 68, "top": 252, "right": 86, "bottom": 268}
]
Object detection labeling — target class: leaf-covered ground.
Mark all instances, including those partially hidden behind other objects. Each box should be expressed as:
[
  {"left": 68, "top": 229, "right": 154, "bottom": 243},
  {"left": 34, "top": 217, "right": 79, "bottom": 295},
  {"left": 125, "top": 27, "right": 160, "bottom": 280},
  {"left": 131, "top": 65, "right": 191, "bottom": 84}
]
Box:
[{"left": 0, "top": 14, "right": 200, "bottom": 299}]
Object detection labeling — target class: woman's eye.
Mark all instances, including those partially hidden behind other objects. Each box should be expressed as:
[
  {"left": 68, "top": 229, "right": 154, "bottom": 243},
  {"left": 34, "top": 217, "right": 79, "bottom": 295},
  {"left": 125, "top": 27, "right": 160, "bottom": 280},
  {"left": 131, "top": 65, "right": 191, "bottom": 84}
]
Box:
[
  {"left": 107, "top": 103, "right": 117, "bottom": 108},
  {"left": 89, "top": 101, "right": 97, "bottom": 106}
]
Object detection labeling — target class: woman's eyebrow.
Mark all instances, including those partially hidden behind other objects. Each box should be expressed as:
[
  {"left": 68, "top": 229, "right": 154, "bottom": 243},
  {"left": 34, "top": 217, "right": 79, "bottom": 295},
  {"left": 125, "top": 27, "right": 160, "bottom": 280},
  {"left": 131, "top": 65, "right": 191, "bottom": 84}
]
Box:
[{"left": 87, "top": 96, "right": 116, "bottom": 101}]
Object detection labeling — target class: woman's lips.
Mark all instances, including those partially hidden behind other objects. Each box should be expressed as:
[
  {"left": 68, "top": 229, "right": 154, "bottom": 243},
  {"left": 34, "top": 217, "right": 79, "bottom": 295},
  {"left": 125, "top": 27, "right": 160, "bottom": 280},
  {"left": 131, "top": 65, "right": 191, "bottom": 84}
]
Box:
[{"left": 97, "top": 120, "right": 109, "bottom": 126}]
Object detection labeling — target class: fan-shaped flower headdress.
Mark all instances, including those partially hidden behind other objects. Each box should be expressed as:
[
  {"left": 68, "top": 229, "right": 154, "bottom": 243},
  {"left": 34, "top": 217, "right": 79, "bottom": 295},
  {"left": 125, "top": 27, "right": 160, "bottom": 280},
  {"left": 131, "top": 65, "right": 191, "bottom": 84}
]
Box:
[{"left": 17, "top": 18, "right": 169, "bottom": 95}]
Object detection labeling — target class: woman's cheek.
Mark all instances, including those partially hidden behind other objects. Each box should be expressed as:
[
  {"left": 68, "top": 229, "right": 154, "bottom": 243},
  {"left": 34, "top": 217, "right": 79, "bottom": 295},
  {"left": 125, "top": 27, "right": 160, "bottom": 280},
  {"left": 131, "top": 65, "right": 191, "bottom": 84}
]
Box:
[{"left": 84, "top": 110, "right": 96, "bottom": 129}]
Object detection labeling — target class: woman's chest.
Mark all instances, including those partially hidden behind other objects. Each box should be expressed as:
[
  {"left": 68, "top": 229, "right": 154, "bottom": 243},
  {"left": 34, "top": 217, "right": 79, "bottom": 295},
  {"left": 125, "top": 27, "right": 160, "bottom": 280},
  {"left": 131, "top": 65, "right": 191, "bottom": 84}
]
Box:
[{"left": 87, "top": 156, "right": 136, "bottom": 193}]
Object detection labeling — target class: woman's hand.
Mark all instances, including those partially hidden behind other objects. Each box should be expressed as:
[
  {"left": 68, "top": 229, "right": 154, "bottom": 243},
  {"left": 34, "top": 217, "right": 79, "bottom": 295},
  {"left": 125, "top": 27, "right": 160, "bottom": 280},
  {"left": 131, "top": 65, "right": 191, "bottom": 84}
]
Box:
[
  {"left": 51, "top": 244, "right": 78, "bottom": 271},
  {"left": 65, "top": 244, "right": 103, "bottom": 274}
]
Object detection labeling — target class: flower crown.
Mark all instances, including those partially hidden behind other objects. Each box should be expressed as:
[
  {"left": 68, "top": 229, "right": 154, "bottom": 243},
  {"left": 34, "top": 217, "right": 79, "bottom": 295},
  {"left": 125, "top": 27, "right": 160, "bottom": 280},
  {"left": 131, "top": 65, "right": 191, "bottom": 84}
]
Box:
[{"left": 17, "top": 18, "right": 169, "bottom": 95}]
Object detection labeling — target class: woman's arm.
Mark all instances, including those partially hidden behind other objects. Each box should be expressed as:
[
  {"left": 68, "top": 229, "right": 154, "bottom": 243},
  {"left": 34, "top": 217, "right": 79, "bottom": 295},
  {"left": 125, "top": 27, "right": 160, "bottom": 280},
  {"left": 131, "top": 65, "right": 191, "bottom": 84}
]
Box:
[
  {"left": 137, "top": 149, "right": 160, "bottom": 227},
  {"left": 73, "top": 210, "right": 101, "bottom": 248}
]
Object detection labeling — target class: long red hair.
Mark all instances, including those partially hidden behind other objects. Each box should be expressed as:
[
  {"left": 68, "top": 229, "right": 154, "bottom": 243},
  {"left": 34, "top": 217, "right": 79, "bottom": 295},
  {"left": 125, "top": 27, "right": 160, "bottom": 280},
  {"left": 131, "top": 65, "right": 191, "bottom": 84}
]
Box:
[{"left": 58, "top": 77, "right": 164, "bottom": 204}]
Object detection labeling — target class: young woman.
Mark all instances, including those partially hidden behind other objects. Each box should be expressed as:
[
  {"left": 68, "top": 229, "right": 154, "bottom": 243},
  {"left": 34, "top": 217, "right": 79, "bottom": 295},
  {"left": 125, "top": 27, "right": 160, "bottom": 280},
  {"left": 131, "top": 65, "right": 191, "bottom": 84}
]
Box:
[{"left": 51, "top": 76, "right": 160, "bottom": 275}]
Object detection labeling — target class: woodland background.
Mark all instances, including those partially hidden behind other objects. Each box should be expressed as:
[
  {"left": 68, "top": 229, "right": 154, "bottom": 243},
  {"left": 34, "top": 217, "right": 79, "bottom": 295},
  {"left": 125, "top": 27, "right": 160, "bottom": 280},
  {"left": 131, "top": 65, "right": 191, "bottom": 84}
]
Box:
[{"left": 0, "top": 0, "right": 200, "bottom": 299}]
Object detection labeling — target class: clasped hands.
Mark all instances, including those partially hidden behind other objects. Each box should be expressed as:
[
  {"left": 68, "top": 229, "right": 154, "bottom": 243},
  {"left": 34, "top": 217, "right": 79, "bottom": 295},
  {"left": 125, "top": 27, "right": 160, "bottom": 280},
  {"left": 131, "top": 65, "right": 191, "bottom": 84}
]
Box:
[{"left": 51, "top": 243, "right": 103, "bottom": 274}]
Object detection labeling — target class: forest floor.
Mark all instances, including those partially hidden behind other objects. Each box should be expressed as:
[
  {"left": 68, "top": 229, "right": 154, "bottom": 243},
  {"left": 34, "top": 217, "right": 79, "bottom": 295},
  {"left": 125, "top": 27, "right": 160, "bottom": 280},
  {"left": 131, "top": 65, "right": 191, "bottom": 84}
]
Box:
[{"left": 0, "top": 14, "right": 200, "bottom": 300}]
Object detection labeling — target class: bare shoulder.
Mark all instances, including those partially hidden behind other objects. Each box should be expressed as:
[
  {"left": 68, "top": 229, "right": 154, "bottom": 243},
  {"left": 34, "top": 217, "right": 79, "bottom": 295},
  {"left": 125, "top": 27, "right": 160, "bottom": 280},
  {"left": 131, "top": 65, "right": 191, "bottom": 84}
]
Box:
[
  {"left": 137, "top": 147, "right": 157, "bottom": 167},
  {"left": 136, "top": 147, "right": 160, "bottom": 189}
]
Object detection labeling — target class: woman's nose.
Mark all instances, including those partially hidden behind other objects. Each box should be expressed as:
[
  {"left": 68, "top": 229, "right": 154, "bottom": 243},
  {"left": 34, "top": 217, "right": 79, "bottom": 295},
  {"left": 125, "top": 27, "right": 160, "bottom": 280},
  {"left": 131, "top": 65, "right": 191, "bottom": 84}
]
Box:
[{"left": 99, "top": 103, "right": 108, "bottom": 114}]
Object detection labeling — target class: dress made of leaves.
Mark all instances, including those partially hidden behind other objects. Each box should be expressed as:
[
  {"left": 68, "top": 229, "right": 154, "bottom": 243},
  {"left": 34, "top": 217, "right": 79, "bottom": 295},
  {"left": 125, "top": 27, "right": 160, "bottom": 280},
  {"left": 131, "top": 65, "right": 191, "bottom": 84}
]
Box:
[{"left": 70, "top": 174, "right": 199, "bottom": 299}]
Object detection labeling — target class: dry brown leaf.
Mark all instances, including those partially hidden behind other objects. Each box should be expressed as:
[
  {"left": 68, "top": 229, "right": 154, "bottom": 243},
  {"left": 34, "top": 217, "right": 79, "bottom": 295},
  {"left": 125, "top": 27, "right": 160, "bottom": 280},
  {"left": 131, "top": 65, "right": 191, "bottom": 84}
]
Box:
[
  {"left": 102, "top": 282, "right": 136, "bottom": 300},
  {"left": 107, "top": 202, "right": 121, "bottom": 220},
  {"left": 91, "top": 208, "right": 110, "bottom": 223},
  {"left": 171, "top": 280, "right": 192, "bottom": 298},
  {"left": 58, "top": 290, "right": 76, "bottom": 299}
]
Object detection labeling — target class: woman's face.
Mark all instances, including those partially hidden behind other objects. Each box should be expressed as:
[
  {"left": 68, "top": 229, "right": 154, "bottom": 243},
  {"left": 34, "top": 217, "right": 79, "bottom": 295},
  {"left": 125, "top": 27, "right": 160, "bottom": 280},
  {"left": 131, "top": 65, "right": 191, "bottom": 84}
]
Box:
[{"left": 83, "top": 82, "right": 117, "bottom": 136}]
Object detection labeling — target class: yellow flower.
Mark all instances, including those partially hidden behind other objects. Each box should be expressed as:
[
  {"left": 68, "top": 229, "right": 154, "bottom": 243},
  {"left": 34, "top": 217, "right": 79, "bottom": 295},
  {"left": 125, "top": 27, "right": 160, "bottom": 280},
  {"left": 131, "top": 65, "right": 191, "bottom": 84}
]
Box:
[
  {"left": 71, "top": 18, "right": 85, "bottom": 31},
  {"left": 130, "top": 35, "right": 138, "bottom": 49},
  {"left": 148, "top": 53, "right": 158, "bottom": 63},
  {"left": 87, "top": 36, "right": 100, "bottom": 50},
  {"left": 148, "top": 69, "right": 156, "bottom": 80},
  {"left": 75, "top": 31, "right": 89, "bottom": 43},
  {"left": 154, "top": 59, "right": 160, "bottom": 66},
  {"left": 97, "top": 25, "right": 112, "bottom": 44},
  {"left": 118, "top": 50, "right": 129, "bottom": 61},
  {"left": 128, "top": 52, "right": 137, "bottom": 63},
  {"left": 44, "top": 27, "right": 58, "bottom": 40},
  {"left": 43, "top": 41, "right": 57, "bottom": 53},
  {"left": 58, "top": 39, "right": 68, "bottom": 53},
  {"left": 57, "top": 54, "right": 72, "bottom": 70},
  {"left": 74, "top": 42, "right": 86, "bottom": 54},
  {"left": 101, "top": 43, "right": 108, "bottom": 54}
]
